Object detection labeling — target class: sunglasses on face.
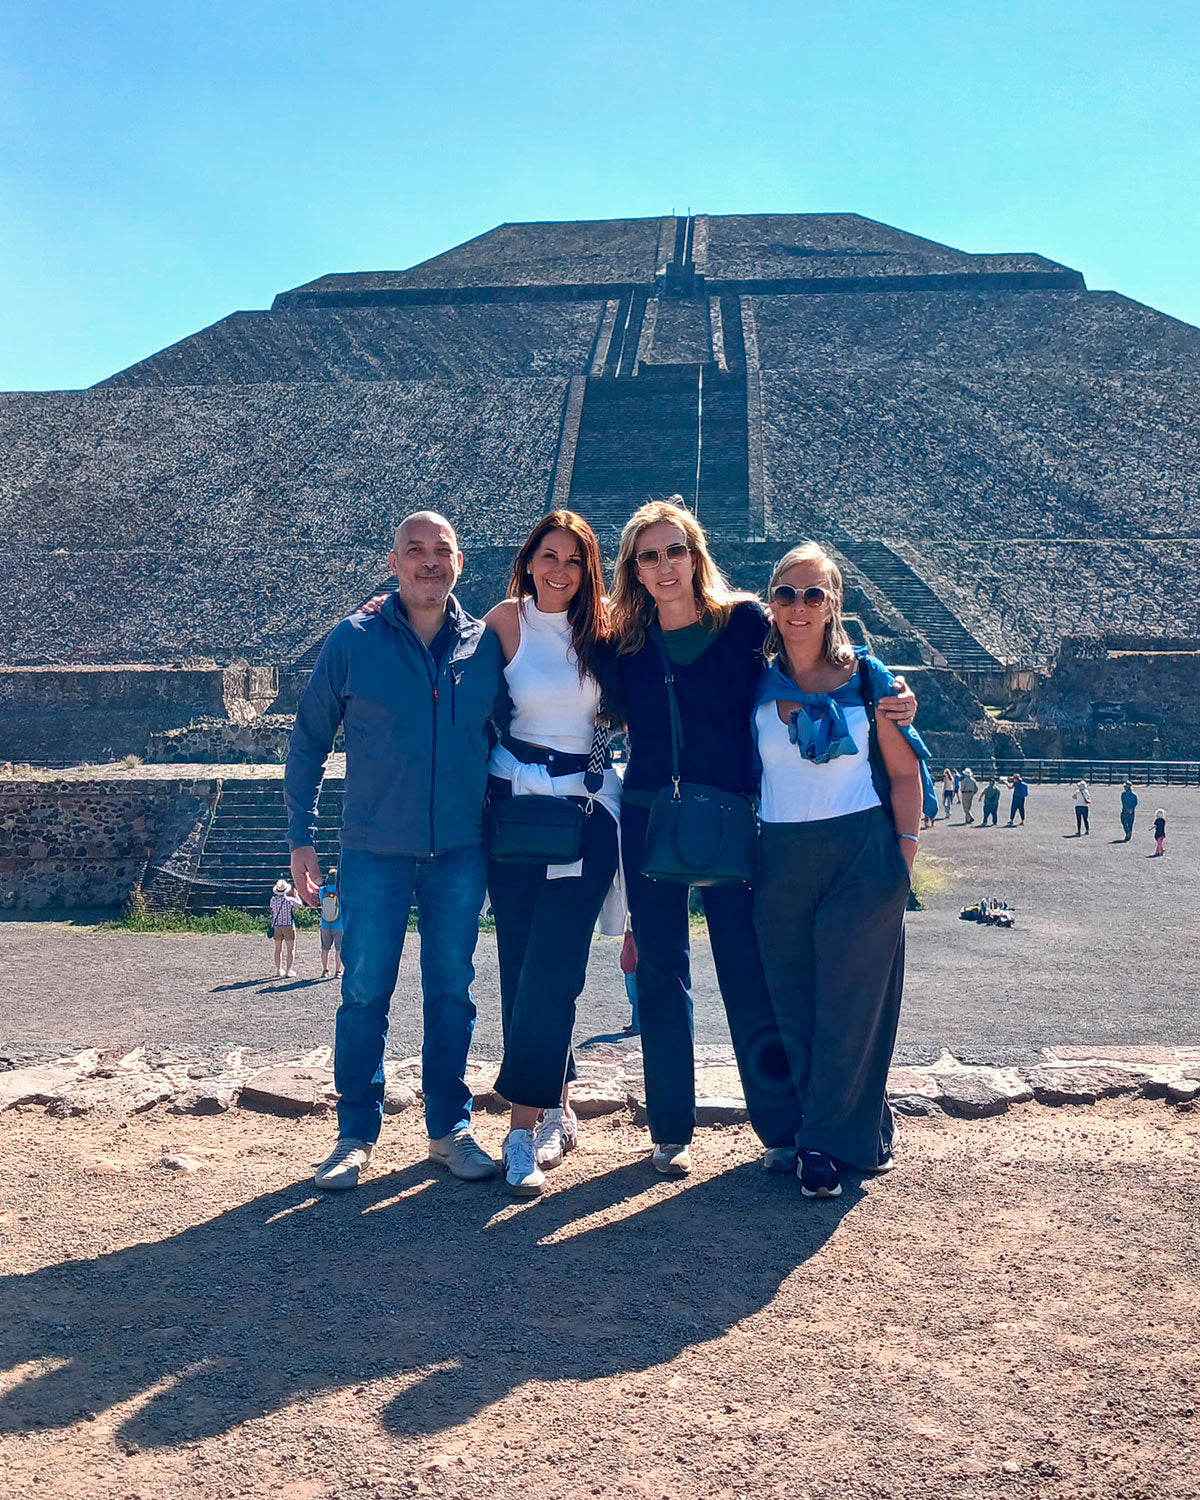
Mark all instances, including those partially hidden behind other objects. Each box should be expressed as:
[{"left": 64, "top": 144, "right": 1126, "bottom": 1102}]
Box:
[
  {"left": 635, "top": 542, "right": 691, "bottom": 570},
  {"left": 771, "top": 584, "right": 830, "bottom": 608}
]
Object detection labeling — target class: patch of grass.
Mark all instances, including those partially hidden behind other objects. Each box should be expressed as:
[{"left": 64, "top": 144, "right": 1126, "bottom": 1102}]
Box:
[{"left": 910, "top": 848, "right": 950, "bottom": 911}]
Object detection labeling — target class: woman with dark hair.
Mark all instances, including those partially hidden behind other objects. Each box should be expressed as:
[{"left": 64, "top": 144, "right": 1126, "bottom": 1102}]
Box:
[
  {"left": 753, "top": 543, "right": 928, "bottom": 1199},
  {"left": 484, "top": 511, "right": 622, "bottom": 1196},
  {"left": 610, "top": 499, "right": 918, "bottom": 1177}
]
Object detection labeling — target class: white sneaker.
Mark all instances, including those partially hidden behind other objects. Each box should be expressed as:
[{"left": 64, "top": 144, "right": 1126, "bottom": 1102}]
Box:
[
  {"left": 285, "top": 967, "right": 297, "bottom": 978},
  {"left": 502, "top": 1129, "right": 545, "bottom": 1198},
  {"left": 651, "top": 1142, "right": 692, "bottom": 1176},
  {"left": 314, "top": 1138, "right": 372, "bottom": 1191},
  {"left": 533, "top": 1107, "right": 578, "bottom": 1169}
]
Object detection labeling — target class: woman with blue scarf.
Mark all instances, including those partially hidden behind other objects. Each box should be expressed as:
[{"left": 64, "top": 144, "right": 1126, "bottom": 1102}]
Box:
[{"left": 753, "top": 543, "right": 929, "bottom": 1199}]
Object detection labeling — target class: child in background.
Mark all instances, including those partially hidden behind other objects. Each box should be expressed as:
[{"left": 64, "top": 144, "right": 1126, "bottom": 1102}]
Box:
[
  {"left": 1153, "top": 810, "right": 1167, "bottom": 856},
  {"left": 318, "top": 864, "right": 344, "bottom": 979}
]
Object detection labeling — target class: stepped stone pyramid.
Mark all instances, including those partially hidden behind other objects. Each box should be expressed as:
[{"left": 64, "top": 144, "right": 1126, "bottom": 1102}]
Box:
[{"left": 3, "top": 212, "right": 1200, "bottom": 683}]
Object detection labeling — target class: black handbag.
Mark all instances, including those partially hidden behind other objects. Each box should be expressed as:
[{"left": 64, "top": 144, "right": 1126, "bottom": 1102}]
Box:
[
  {"left": 486, "top": 727, "right": 610, "bottom": 865},
  {"left": 640, "top": 630, "right": 759, "bottom": 887}
]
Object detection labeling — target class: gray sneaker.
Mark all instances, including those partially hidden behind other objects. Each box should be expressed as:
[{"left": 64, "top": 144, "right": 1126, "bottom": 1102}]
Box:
[
  {"left": 762, "top": 1146, "right": 799, "bottom": 1174},
  {"left": 428, "top": 1128, "right": 499, "bottom": 1180},
  {"left": 314, "top": 1137, "right": 373, "bottom": 1191},
  {"left": 651, "top": 1142, "right": 692, "bottom": 1176}
]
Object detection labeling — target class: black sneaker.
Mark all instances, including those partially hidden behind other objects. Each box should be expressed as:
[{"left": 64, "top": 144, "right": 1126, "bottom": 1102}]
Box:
[{"left": 798, "top": 1149, "right": 842, "bottom": 1199}]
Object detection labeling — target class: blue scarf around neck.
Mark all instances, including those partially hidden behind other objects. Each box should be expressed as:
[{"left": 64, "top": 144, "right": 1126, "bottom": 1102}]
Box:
[{"left": 758, "top": 660, "right": 861, "bottom": 764}]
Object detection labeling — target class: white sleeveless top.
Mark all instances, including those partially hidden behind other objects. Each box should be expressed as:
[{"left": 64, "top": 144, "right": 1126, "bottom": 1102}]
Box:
[
  {"left": 505, "top": 600, "right": 601, "bottom": 754},
  {"left": 756, "top": 700, "right": 881, "bottom": 823}
]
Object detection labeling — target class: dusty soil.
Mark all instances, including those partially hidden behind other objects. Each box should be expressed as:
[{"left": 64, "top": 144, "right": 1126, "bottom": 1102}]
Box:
[{"left": 1, "top": 1100, "right": 1198, "bottom": 1500}]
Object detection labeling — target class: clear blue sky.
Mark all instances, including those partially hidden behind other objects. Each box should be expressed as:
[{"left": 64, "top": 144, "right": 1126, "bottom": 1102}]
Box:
[{"left": 3, "top": 0, "right": 1198, "bottom": 390}]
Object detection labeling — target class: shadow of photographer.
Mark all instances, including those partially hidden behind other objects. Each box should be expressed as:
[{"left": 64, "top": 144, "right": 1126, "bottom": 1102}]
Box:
[{"left": 0, "top": 1150, "right": 863, "bottom": 1448}]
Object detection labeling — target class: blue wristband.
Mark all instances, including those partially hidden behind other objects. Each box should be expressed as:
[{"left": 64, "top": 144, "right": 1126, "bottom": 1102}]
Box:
[{"left": 899, "top": 833, "right": 919, "bottom": 843}]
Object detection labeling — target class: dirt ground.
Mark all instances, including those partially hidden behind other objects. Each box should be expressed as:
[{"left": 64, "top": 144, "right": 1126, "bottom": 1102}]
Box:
[{"left": 1, "top": 1100, "right": 1198, "bottom": 1500}]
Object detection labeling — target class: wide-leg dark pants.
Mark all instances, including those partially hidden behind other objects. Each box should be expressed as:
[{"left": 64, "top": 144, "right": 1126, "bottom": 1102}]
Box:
[
  {"left": 621, "top": 802, "right": 802, "bottom": 1149},
  {"left": 489, "top": 786, "right": 619, "bottom": 1110},
  {"left": 753, "top": 805, "right": 909, "bottom": 1172}
]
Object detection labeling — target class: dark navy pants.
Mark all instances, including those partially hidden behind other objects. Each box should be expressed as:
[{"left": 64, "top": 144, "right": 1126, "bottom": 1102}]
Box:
[
  {"left": 489, "top": 786, "right": 619, "bottom": 1110},
  {"left": 754, "top": 806, "right": 908, "bottom": 1172},
  {"left": 621, "top": 801, "right": 802, "bottom": 1149}
]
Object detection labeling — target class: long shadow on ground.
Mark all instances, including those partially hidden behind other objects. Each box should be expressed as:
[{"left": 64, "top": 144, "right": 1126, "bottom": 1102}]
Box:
[{"left": 0, "top": 1158, "right": 859, "bottom": 1444}]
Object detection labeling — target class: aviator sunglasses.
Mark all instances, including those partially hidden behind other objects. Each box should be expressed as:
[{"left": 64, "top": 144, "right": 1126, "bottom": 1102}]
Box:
[
  {"left": 635, "top": 541, "right": 691, "bottom": 570},
  {"left": 771, "top": 583, "right": 830, "bottom": 608}
]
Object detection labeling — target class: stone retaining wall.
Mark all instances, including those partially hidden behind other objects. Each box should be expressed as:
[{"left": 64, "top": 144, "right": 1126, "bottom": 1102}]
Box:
[
  {"left": 145, "top": 716, "right": 296, "bottom": 765},
  {"left": 0, "top": 778, "right": 219, "bottom": 910},
  {"left": 0, "top": 664, "right": 278, "bottom": 765}
]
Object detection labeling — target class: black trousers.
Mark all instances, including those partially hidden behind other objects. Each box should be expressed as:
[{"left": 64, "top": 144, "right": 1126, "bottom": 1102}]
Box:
[
  {"left": 754, "top": 806, "right": 909, "bottom": 1171},
  {"left": 489, "top": 785, "right": 619, "bottom": 1110},
  {"left": 1121, "top": 809, "right": 1136, "bottom": 840},
  {"left": 621, "top": 801, "right": 801, "bottom": 1148},
  {"left": 1075, "top": 805, "right": 1090, "bottom": 833}
]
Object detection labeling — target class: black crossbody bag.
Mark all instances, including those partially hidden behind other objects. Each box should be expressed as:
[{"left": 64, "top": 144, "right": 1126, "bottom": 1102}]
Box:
[
  {"left": 487, "top": 726, "right": 610, "bottom": 865},
  {"left": 640, "top": 628, "right": 759, "bottom": 887}
]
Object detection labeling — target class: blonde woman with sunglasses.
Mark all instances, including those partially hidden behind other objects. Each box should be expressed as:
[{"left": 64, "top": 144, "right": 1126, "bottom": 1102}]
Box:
[
  {"left": 610, "top": 501, "right": 917, "bottom": 1176},
  {"left": 753, "top": 543, "right": 929, "bottom": 1199}
]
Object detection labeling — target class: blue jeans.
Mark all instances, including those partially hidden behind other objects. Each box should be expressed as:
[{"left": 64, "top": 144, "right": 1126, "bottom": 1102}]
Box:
[{"left": 336, "top": 844, "right": 487, "bottom": 1144}]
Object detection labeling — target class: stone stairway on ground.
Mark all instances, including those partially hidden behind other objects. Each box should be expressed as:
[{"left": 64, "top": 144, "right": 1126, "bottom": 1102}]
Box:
[
  {"left": 186, "top": 779, "right": 343, "bottom": 914},
  {"left": 839, "top": 539, "right": 1002, "bottom": 674}
]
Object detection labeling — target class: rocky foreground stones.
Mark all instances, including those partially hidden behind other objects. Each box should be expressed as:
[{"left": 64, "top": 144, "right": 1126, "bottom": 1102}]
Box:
[{"left": 0, "top": 1043, "right": 1197, "bottom": 1125}]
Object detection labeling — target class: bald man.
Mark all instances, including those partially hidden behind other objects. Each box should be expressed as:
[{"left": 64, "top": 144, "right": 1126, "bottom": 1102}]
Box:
[{"left": 285, "top": 512, "right": 505, "bottom": 1189}]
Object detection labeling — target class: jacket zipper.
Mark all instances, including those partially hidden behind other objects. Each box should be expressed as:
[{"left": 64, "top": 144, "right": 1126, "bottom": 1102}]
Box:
[{"left": 427, "top": 657, "right": 439, "bottom": 857}]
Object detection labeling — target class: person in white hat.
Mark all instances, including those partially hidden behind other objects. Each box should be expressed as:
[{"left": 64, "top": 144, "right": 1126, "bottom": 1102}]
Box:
[{"left": 269, "top": 878, "right": 303, "bottom": 978}]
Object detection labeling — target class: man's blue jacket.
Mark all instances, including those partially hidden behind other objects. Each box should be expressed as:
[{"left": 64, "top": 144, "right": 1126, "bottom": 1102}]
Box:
[{"left": 284, "top": 592, "right": 504, "bottom": 858}]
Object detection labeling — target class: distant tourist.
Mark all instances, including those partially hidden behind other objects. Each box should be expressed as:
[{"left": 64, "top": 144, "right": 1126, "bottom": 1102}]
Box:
[
  {"left": 1153, "top": 809, "right": 1167, "bottom": 856},
  {"left": 1120, "top": 782, "right": 1138, "bottom": 842},
  {"left": 1007, "top": 773, "right": 1029, "bottom": 826},
  {"left": 318, "top": 865, "right": 343, "bottom": 979},
  {"left": 285, "top": 511, "right": 505, "bottom": 1192},
  {"left": 942, "top": 767, "right": 956, "bottom": 818},
  {"left": 752, "top": 542, "right": 929, "bottom": 1199},
  {"left": 959, "top": 767, "right": 978, "bottom": 823},
  {"left": 1073, "top": 780, "right": 1092, "bottom": 835},
  {"left": 269, "top": 878, "right": 303, "bottom": 978},
  {"left": 981, "top": 777, "right": 1001, "bottom": 826}
]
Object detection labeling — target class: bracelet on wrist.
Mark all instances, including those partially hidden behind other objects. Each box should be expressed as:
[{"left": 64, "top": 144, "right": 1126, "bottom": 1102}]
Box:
[{"left": 899, "top": 833, "right": 919, "bottom": 843}]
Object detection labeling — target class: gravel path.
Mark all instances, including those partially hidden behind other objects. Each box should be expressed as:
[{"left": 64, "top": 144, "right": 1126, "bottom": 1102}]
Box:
[
  {"left": 1, "top": 1100, "right": 1198, "bottom": 1499},
  {"left": 1, "top": 785, "right": 1196, "bottom": 1066}
]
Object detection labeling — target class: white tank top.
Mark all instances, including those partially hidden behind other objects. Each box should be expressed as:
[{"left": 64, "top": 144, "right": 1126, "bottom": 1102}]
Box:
[
  {"left": 756, "top": 700, "right": 881, "bottom": 823},
  {"left": 506, "top": 600, "right": 601, "bottom": 754}
]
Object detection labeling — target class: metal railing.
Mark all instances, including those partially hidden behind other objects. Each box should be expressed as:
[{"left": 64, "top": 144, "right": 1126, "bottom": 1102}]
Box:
[{"left": 990, "top": 759, "right": 1200, "bottom": 787}]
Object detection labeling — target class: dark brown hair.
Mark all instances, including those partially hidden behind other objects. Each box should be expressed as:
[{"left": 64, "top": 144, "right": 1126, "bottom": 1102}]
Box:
[{"left": 508, "top": 510, "right": 611, "bottom": 683}]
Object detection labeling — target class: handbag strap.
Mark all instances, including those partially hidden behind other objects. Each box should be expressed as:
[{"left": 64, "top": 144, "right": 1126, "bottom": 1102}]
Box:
[
  {"left": 583, "top": 722, "right": 610, "bottom": 798},
  {"left": 651, "top": 626, "right": 684, "bottom": 798}
]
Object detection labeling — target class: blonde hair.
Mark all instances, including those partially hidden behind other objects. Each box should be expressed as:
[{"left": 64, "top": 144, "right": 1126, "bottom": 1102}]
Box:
[
  {"left": 763, "top": 542, "right": 855, "bottom": 668},
  {"left": 610, "top": 498, "right": 750, "bottom": 654}
]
